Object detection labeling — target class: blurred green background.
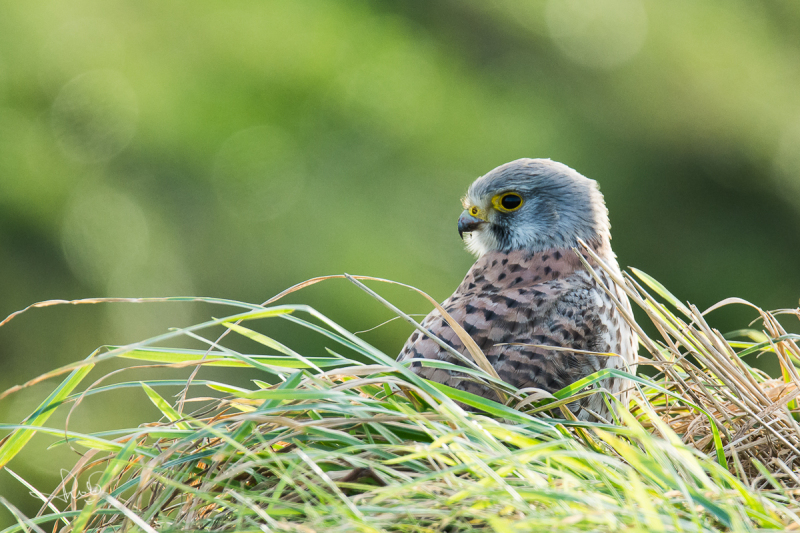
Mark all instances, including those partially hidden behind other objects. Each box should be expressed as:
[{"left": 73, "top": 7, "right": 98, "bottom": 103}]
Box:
[{"left": 1, "top": 0, "right": 800, "bottom": 515}]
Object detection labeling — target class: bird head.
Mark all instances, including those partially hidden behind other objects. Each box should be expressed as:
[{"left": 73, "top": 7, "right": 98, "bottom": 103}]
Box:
[{"left": 458, "top": 158, "right": 611, "bottom": 257}]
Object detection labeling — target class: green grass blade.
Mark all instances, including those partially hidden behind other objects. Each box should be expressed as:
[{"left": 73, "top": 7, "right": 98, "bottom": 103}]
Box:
[
  {"left": 631, "top": 267, "right": 691, "bottom": 316},
  {"left": 222, "top": 321, "right": 322, "bottom": 372},
  {"left": 0, "top": 361, "right": 94, "bottom": 468},
  {"left": 71, "top": 438, "right": 139, "bottom": 533},
  {"left": 141, "top": 382, "right": 192, "bottom": 430},
  {"left": 118, "top": 347, "right": 348, "bottom": 368}
]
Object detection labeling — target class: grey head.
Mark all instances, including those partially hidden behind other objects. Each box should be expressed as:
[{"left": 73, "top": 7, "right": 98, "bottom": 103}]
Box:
[{"left": 458, "top": 158, "right": 611, "bottom": 256}]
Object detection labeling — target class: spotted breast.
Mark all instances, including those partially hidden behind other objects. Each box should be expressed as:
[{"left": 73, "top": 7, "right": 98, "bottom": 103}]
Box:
[{"left": 398, "top": 244, "right": 636, "bottom": 420}]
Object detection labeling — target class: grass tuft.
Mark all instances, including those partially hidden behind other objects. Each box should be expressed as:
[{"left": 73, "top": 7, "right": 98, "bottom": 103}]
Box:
[{"left": 0, "top": 258, "right": 799, "bottom": 532}]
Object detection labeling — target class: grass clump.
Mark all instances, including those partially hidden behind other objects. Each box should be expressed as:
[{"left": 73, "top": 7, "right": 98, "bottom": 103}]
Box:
[{"left": 0, "top": 253, "right": 799, "bottom": 532}]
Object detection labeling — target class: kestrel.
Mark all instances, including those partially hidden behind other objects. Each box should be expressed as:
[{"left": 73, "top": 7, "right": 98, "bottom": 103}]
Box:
[{"left": 398, "top": 159, "right": 637, "bottom": 421}]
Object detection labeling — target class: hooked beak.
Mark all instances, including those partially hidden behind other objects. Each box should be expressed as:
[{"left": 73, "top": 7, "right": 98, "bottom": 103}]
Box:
[{"left": 458, "top": 209, "right": 486, "bottom": 239}]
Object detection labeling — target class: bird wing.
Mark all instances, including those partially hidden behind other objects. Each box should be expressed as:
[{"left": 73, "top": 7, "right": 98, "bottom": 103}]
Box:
[{"left": 397, "top": 251, "right": 628, "bottom": 407}]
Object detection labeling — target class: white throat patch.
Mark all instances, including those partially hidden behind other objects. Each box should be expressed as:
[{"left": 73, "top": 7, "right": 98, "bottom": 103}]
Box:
[{"left": 463, "top": 226, "right": 499, "bottom": 257}]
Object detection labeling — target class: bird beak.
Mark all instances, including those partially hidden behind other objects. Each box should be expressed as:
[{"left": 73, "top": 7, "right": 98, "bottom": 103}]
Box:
[{"left": 458, "top": 209, "right": 486, "bottom": 239}]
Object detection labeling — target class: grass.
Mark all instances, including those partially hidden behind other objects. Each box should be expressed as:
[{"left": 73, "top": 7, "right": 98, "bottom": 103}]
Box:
[{"left": 0, "top": 247, "right": 799, "bottom": 532}]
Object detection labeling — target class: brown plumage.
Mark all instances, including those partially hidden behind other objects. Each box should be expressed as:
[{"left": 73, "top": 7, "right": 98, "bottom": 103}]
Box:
[{"left": 397, "top": 159, "right": 637, "bottom": 420}]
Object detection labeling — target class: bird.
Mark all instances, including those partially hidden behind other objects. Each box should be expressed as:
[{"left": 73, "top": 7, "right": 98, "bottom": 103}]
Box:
[{"left": 397, "top": 158, "right": 637, "bottom": 421}]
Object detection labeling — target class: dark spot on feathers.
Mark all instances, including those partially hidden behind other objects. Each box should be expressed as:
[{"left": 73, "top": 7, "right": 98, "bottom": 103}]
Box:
[
  {"left": 514, "top": 276, "right": 523, "bottom": 284},
  {"left": 483, "top": 309, "right": 496, "bottom": 321},
  {"left": 553, "top": 251, "right": 562, "bottom": 260},
  {"left": 502, "top": 297, "right": 520, "bottom": 308},
  {"left": 410, "top": 332, "right": 419, "bottom": 342},
  {"left": 542, "top": 254, "right": 549, "bottom": 261},
  {"left": 468, "top": 282, "right": 476, "bottom": 290},
  {"left": 544, "top": 266, "right": 551, "bottom": 275},
  {"left": 440, "top": 337, "right": 459, "bottom": 350},
  {"left": 465, "top": 304, "right": 477, "bottom": 314},
  {"left": 501, "top": 258, "right": 508, "bottom": 265},
  {"left": 412, "top": 360, "right": 422, "bottom": 368},
  {"left": 498, "top": 273, "right": 506, "bottom": 281}
]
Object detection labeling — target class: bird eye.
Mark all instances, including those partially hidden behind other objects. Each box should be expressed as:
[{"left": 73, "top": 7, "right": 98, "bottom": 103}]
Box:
[
  {"left": 470, "top": 206, "right": 480, "bottom": 216},
  {"left": 494, "top": 193, "right": 523, "bottom": 212}
]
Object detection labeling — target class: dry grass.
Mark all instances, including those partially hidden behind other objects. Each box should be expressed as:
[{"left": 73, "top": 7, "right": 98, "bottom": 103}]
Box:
[
  {"left": 0, "top": 255, "right": 798, "bottom": 532},
  {"left": 579, "top": 245, "right": 800, "bottom": 493}
]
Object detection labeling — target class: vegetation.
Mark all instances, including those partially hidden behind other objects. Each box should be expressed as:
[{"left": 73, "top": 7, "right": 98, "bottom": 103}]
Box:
[
  {"left": 3, "top": 3, "right": 800, "bottom": 520},
  {"left": 0, "top": 250, "right": 798, "bottom": 532}
]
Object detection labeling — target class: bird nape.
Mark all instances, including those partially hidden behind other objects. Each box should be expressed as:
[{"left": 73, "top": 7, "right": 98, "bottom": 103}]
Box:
[{"left": 397, "top": 158, "right": 637, "bottom": 422}]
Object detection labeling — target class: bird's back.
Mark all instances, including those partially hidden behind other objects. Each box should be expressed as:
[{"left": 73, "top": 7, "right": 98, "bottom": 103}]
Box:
[{"left": 397, "top": 246, "right": 637, "bottom": 420}]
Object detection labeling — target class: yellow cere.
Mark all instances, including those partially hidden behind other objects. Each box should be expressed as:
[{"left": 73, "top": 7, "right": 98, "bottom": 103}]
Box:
[{"left": 465, "top": 204, "right": 489, "bottom": 221}]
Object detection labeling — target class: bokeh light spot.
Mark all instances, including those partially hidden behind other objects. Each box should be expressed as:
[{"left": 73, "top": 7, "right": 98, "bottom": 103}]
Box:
[
  {"left": 106, "top": 244, "right": 195, "bottom": 342},
  {"left": 545, "top": 0, "right": 648, "bottom": 70},
  {"left": 61, "top": 186, "right": 150, "bottom": 290},
  {"left": 51, "top": 70, "right": 138, "bottom": 163},
  {"left": 212, "top": 125, "right": 306, "bottom": 221}
]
